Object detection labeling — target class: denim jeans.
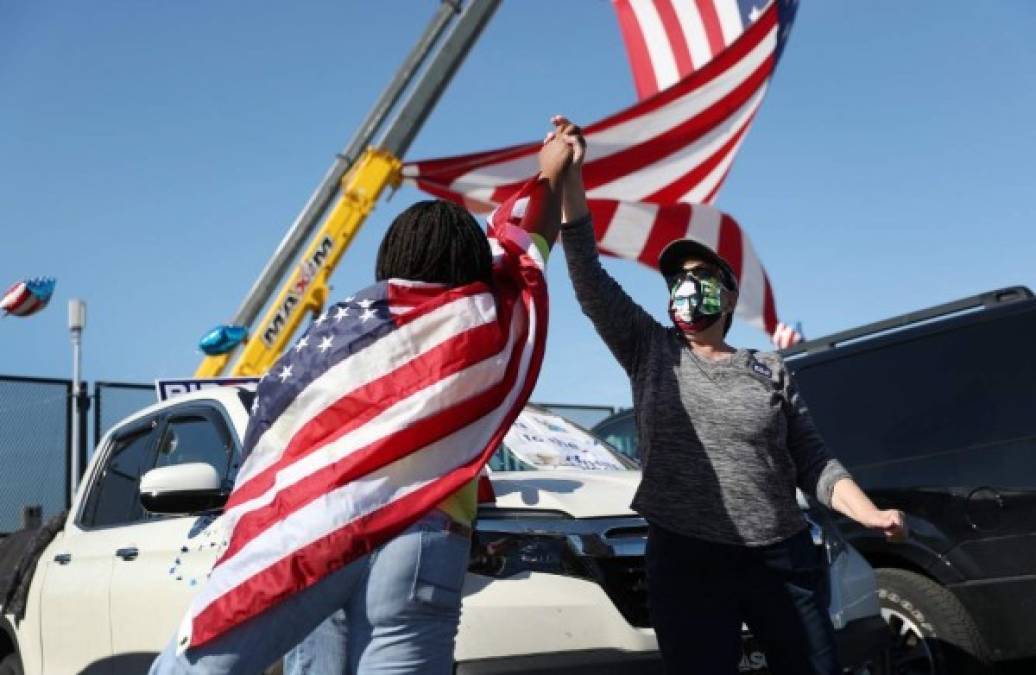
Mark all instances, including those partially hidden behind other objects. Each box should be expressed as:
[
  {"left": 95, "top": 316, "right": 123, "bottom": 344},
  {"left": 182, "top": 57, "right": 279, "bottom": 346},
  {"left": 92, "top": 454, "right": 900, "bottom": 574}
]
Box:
[
  {"left": 285, "top": 509, "right": 470, "bottom": 674},
  {"left": 149, "top": 510, "right": 471, "bottom": 675},
  {"left": 645, "top": 523, "right": 840, "bottom": 675}
]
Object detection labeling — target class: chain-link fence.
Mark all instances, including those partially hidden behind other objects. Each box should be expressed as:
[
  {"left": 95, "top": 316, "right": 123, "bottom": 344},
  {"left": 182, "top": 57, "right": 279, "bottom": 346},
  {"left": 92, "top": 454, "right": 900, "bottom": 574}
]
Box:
[
  {"left": 0, "top": 376, "right": 71, "bottom": 533},
  {"left": 0, "top": 378, "right": 616, "bottom": 533},
  {"left": 93, "top": 381, "right": 155, "bottom": 451}
]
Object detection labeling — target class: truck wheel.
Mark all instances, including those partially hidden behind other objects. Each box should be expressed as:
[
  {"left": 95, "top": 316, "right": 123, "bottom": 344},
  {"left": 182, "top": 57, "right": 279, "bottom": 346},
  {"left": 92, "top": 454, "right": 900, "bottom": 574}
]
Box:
[
  {"left": 875, "top": 568, "right": 991, "bottom": 675},
  {"left": 0, "top": 653, "right": 23, "bottom": 675}
]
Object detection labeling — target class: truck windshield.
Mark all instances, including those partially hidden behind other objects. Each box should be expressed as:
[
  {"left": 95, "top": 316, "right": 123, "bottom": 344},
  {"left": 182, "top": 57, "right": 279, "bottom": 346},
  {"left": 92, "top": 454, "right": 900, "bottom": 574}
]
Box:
[{"left": 489, "top": 407, "right": 638, "bottom": 472}]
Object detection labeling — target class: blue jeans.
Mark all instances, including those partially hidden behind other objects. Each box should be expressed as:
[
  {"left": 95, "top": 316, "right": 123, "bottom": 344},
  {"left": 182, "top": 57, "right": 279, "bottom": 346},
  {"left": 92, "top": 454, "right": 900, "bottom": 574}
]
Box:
[{"left": 149, "top": 510, "right": 471, "bottom": 675}]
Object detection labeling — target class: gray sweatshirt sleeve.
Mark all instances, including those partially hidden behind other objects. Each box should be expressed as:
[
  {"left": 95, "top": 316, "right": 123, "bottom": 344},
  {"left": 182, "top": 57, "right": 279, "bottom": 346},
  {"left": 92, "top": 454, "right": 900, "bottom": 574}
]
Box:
[
  {"left": 782, "top": 365, "right": 851, "bottom": 507},
  {"left": 561, "top": 215, "right": 662, "bottom": 373}
]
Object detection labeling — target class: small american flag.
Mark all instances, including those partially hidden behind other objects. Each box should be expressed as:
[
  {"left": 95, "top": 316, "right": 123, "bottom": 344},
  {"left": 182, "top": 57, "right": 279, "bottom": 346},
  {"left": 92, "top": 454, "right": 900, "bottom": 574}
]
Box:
[
  {"left": 771, "top": 320, "right": 803, "bottom": 349},
  {"left": 178, "top": 180, "right": 550, "bottom": 649},
  {"left": 404, "top": 0, "right": 798, "bottom": 338}
]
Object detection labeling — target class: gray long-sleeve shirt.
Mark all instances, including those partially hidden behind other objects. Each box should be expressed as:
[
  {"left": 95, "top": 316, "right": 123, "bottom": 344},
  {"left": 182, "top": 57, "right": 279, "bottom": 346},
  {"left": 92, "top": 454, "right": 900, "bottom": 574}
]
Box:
[{"left": 562, "top": 215, "right": 850, "bottom": 546}]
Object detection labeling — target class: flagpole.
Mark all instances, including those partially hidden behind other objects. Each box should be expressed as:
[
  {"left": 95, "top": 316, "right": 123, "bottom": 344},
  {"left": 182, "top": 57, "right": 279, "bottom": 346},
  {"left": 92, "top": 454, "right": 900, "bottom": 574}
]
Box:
[{"left": 68, "top": 299, "right": 86, "bottom": 502}]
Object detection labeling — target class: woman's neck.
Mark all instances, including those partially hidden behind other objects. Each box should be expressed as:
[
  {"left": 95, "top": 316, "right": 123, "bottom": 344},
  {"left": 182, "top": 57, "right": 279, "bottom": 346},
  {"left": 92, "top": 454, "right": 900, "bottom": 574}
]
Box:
[{"left": 684, "top": 330, "right": 736, "bottom": 361}]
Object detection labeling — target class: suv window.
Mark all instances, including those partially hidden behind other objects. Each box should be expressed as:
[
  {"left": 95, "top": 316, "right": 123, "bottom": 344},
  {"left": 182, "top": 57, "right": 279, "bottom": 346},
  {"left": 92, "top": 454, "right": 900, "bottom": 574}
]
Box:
[
  {"left": 80, "top": 424, "right": 158, "bottom": 528},
  {"left": 154, "top": 414, "right": 235, "bottom": 485},
  {"left": 591, "top": 412, "right": 638, "bottom": 460},
  {"left": 790, "top": 309, "right": 1036, "bottom": 478},
  {"left": 80, "top": 405, "right": 241, "bottom": 528}
]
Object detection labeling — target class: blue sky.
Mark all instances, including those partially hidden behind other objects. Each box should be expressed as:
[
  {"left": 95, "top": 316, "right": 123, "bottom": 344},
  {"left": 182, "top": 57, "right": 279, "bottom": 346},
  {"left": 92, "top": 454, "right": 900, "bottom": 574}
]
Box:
[{"left": 2, "top": 1, "right": 1034, "bottom": 410}]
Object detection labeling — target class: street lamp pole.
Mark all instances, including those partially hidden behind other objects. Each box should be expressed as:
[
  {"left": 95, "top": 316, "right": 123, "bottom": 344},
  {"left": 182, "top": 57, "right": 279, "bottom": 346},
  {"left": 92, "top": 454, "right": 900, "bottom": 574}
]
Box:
[{"left": 68, "top": 298, "right": 86, "bottom": 502}]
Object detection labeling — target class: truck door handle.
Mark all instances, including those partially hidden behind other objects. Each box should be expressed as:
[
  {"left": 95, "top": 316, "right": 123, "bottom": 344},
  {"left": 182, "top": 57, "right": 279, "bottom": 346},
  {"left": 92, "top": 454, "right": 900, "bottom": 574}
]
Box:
[
  {"left": 115, "top": 547, "right": 139, "bottom": 561},
  {"left": 53, "top": 553, "right": 72, "bottom": 565}
]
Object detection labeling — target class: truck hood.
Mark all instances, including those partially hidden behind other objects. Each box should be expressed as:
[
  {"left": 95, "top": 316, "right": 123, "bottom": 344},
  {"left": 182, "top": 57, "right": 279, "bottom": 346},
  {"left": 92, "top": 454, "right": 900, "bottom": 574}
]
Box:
[{"left": 489, "top": 470, "right": 641, "bottom": 518}]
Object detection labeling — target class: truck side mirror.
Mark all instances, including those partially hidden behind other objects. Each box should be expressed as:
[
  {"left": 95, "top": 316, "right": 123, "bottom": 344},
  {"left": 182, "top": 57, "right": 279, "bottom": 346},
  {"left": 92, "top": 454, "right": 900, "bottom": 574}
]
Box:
[{"left": 139, "top": 463, "right": 229, "bottom": 515}]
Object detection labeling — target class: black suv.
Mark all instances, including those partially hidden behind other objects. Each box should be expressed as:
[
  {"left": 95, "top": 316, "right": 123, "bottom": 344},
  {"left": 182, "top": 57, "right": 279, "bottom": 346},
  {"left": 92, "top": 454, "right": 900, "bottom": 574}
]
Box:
[{"left": 593, "top": 286, "right": 1036, "bottom": 675}]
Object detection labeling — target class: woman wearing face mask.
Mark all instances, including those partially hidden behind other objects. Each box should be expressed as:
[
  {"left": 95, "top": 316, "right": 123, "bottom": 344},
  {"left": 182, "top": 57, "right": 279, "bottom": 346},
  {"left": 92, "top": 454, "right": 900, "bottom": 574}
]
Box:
[{"left": 550, "top": 116, "right": 906, "bottom": 675}]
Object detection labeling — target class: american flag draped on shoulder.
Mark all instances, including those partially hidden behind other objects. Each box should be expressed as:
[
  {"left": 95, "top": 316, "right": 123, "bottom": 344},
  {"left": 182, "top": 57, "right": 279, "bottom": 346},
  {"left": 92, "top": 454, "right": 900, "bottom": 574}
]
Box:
[
  {"left": 178, "top": 180, "right": 551, "bottom": 650},
  {"left": 405, "top": 0, "right": 800, "bottom": 339}
]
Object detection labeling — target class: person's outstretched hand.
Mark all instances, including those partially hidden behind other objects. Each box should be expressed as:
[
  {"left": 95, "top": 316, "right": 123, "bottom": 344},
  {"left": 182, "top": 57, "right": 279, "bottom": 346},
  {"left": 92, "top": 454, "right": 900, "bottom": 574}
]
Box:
[
  {"left": 538, "top": 127, "right": 573, "bottom": 187},
  {"left": 549, "top": 115, "right": 586, "bottom": 169},
  {"left": 545, "top": 115, "right": 589, "bottom": 222},
  {"left": 860, "top": 508, "right": 909, "bottom": 542}
]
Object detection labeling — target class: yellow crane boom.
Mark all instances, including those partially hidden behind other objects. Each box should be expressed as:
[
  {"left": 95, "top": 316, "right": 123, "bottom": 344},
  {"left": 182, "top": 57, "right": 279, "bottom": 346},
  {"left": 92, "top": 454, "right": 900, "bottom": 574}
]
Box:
[
  {"left": 194, "top": 149, "right": 401, "bottom": 377},
  {"left": 192, "top": 0, "right": 499, "bottom": 378}
]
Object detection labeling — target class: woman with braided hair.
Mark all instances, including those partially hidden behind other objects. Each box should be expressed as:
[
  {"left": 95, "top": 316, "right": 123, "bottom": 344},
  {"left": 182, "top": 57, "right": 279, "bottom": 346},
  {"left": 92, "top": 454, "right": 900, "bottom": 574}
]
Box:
[{"left": 150, "top": 118, "right": 585, "bottom": 675}]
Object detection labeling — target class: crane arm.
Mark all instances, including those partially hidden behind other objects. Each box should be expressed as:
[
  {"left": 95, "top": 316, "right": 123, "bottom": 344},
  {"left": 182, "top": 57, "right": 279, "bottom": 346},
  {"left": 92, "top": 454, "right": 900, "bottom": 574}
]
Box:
[
  {"left": 194, "top": 148, "right": 402, "bottom": 377},
  {"left": 192, "top": 0, "right": 499, "bottom": 378}
]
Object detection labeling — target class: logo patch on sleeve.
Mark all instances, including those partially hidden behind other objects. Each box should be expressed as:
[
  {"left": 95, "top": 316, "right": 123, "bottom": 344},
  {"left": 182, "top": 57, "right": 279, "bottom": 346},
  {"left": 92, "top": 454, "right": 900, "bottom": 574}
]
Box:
[{"left": 749, "top": 361, "right": 772, "bottom": 378}]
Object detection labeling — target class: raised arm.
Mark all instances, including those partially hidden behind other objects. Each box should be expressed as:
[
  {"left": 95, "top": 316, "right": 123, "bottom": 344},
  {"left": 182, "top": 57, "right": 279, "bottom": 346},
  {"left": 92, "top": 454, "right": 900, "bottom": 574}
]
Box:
[
  {"left": 517, "top": 122, "right": 575, "bottom": 253},
  {"left": 551, "top": 116, "right": 661, "bottom": 374}
]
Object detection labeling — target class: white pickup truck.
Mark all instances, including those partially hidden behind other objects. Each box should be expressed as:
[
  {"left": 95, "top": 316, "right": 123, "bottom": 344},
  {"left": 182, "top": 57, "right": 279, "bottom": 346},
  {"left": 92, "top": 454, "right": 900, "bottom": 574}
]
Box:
[{"left": 0, "top": 388, "right": 888, "bottom": 674}]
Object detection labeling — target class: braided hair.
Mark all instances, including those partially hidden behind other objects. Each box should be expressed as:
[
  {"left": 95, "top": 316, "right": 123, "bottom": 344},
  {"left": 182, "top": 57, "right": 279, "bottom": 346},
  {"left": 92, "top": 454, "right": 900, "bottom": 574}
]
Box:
[{"left": 376, "top": 200, "right": 492, "bottom": 286}]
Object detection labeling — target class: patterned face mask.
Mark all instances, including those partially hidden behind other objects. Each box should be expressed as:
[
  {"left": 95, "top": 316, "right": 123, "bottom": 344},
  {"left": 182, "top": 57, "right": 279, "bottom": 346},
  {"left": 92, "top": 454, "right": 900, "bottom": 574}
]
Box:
[{"left": 667, "top": 267, "right": 725, "bottom": 323}]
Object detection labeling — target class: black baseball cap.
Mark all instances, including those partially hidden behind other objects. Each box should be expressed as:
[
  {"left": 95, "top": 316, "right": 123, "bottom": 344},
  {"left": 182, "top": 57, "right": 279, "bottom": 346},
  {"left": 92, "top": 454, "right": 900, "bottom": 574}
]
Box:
[{"left": 657, "top": 239, "right": 738, "bottom": 291}]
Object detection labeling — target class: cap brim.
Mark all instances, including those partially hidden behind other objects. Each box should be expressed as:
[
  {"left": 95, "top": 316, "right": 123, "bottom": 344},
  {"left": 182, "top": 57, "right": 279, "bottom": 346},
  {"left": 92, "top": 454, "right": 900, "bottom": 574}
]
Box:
[{"left": 657, "top": 239, "right": 737, "bottom": 290}]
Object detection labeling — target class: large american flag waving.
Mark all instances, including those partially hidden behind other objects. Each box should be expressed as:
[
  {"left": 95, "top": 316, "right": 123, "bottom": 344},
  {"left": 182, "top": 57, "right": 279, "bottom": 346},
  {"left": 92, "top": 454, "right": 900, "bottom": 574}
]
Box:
[
  {"left": 179, "top": 181, "right": 550, "bottom": 649},
  {"left": 405, "top": 0, "right": 798, "bottom": 337},
  {"left": 614, "top": 0, "right": 796, "bottom": 99}
]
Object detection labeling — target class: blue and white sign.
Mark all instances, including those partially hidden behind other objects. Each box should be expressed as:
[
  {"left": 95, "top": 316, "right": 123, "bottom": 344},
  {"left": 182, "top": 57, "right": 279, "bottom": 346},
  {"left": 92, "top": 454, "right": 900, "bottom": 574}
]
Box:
[{"left": 156, "top": 377, "right": 261, "bottom": 402}]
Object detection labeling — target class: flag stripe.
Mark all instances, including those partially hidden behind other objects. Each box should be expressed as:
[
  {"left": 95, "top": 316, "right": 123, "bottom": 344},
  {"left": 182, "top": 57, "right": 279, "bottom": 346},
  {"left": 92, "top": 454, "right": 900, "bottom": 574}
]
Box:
[
  {"left": 613, "top": 0, "right": 660, "bottom": 98},
  {"left": 235, "top": 288, "right": 496, "bottom": 490},
  {"left": 599, "top": 201, "right": 658, "bottom": 259},
  {"left": 763, "top": 277, "right": 779, "bottom": 333},
  {"left": 715, "top": 0, "right": 746, "bottom": 46},
  {"left": 655, "top": 0, "right": 695, "bottom": 79},
  {"left": 638, "top": 202, "right": 691, "bottom": 267},
  {"left": 698, "top": 106, "right": 758, "bottom": 204},
  {"left": 578, "top": 50, "right": 773, "bottom": 195},
  {"left": 687, "top": 202, "right": 722, "bottom": 250},
  {"left": 694, "top": 0, "right": 727, "bottom": 57},
  {"left": 641, "top": 89, "right": 760, "bottom": 203},
  {"left": 222, "top": 286, "right": 528, "bottom": 535},
  {"left": 609, "top": 81, "right": 766, "bottom": 202},
  {"left": 226, "top": 318, "right": 507, "bottom": 509},
  {"left": 220, "top": 329, "right": 526, "bottom": 566},
  {"left": 672, "top": 0, "right": 717, "bottom": 72},
  {"left": 629, "top": 0, "right": 681, "bottom": 93},
  {"left": 717, "top": 213, "right": 744, "bottom": 279}
]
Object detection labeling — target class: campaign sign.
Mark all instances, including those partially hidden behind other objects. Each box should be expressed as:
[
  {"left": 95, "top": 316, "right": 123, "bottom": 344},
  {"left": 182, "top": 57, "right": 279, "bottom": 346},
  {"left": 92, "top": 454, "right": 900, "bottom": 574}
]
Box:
[
  {"left": 156, "top": 377, "right": 261, "bottom": 402},
  {"left": 504, "top": 409, "right": 626, "bottom": 471}
]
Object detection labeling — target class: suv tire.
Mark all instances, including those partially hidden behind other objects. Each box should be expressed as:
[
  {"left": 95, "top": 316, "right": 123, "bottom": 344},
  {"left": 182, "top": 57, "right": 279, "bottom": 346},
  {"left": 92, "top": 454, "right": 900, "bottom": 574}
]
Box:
[
  {"left": 875, "top": 568, "right": 991, "bottom": 675},
  {"left": 0, "top": 653, "right": 22, "bottom": 675}
]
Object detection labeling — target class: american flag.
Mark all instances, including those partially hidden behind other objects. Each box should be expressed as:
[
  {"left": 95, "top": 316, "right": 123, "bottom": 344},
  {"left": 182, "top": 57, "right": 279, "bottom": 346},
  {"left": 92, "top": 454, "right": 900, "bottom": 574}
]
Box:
[
  {"left": 178, "top": 180, "right": 550, "bottom": 649},
  {"left": 614, "top": 0, "right": 796, "bottom": 99},
  {"left": 771, "top": 320, "right": 803, "bottom": 349},
  {"left": 404, "top": 0, "right": 797, "bottom": 337}
]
